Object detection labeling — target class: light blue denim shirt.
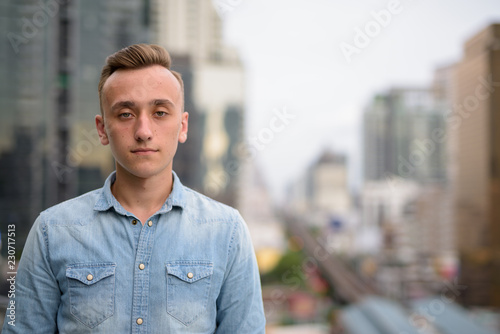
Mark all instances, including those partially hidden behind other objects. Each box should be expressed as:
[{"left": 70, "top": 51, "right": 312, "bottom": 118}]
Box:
[{"left": 2, "top": 171, "right": 265, "bottom": 333}]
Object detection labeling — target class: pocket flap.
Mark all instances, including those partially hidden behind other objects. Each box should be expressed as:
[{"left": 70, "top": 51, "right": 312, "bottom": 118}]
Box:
[
  {"left": 66, "top": 263, "right": 116, "bottom": 285},
  {"left": 166, "top": 261, "right": 213, "bottom": 283}
]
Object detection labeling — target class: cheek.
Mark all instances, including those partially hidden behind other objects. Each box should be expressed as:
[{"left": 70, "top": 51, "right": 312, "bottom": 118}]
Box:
[
  {"left": 108, "top": 125, "right": 128, "bottom": 139},
  {"left": 164, "top": 124, "right": 181, "bottom": 139},
  {"left": 106, "top": 128, "right": 128, "bottom": 149}
]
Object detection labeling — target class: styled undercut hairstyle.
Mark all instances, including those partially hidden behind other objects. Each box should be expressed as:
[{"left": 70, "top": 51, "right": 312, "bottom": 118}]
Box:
[{"left": 98, "top": 43, "right": 184, "bottom": 113}]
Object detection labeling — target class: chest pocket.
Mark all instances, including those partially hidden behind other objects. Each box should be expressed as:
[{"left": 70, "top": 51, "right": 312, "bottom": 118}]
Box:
[
  {"left": 165, "top": 261, "right": 213, "bottom": 326},
  {"left": 66, "top": 263, "right": 116, "bottom": 328}
]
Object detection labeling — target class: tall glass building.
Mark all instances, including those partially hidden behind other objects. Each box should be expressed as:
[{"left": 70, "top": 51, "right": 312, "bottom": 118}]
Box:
[
  {"left": 0, "top": 0, "right": 152, "bottom": 249},
  {"left": 363, "top": 87, "right": 447, "bottom": 183}
]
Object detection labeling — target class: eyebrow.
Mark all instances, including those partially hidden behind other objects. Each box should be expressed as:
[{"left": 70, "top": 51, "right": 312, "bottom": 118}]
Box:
[
  {"left": 111, "top": 101, "right": 135, "bottom": 113},
  {"left": 151, "top": 99, "right": 175, "bottom": 108},
  {"left": 110, "top": 99, "right": 175, "bottom": 113}
]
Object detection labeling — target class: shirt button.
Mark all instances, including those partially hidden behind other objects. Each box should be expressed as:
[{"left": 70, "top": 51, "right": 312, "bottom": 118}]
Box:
[
  {"left": 187, "top": 272, "right": 193, "bottom": 279},
  {"left": 148, "top": 220, "right": 153, "bottom": 227},
  {"left": 139, "top": 263, "right": 145, "bottom": 270},
  {"left": 132, "top": 219, "right": 138, "bottom": 225},
  {"left": 87, "top": 274, "right": 93, "bottom": 281},
  {"left": 136, "top": 318, "right": 143, "bottom": 325}
]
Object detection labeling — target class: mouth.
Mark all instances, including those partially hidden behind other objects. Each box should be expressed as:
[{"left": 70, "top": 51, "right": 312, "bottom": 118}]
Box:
[{"left": 131, "top": 148, "right": 158, "bottom": 155}]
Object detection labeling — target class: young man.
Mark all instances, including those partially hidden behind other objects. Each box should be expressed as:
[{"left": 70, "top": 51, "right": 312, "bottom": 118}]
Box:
[{"left": 2, "top": 44, "right": 266, "bottom": 333}]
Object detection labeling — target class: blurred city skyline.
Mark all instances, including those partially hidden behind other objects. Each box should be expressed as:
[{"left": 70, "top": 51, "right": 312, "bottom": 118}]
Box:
[
  {"left": 222, "top": 0, "right": 500, "bottom": 201},
  {"left": 2, "top": 1, "right": 500, "bottom": 331}
]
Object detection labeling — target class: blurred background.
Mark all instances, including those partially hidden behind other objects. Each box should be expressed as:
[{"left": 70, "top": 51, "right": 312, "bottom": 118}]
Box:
[{"left": 1, "top": 0, "right": 500, "bottom": 333}]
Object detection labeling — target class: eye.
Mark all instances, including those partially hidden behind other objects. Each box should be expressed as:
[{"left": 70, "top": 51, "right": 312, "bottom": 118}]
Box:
[
  {"left": 155, "top": 111, "right": 167, "bottom": 117},
  {"left": 119, "top": 112, "right": 132, "bottom": 118}
]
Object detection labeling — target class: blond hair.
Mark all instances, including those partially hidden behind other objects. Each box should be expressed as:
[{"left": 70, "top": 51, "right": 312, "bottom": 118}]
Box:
[{"left": 98, "top": 44, "right": 184, "bottom": 113}]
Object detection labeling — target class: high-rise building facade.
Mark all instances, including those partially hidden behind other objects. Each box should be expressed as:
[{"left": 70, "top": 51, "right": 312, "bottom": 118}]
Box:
[
  {"left": 453, "top": 23, "right": 500, "bottom": 307},
  {"left": 151, "top": 0, "right": 245, "bottom": 208},
  {"left": 152, "top": 0, "right": 239, "bottom": 64},
  {"left": 307, "top": 151, "right": 351, "bottom": 216},
  {"left": 0, "top": 0, "right": 152, "bottom": 249},
  {"left": 362, "top": 80, "right": 457, "bottom": 295},
  {"left": 287, "top": 150, "right": 352, "bottom": 228},
  {"left": 0, "top": 1, "right": 56, "bottom": 244},
  {"left": 169, "top": 54, "right": 206, "bottom": 192},
  {"left": 363, "top": 88, "right": 447, "bottom": 183},
  {"left": 73, "top": 0, "right": 152, "bottom": 193},
  {"left": 429, "top": 64, "right": 458, "bottom": 278}
]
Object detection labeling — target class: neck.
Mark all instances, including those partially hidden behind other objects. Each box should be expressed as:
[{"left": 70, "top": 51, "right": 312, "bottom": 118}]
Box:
[{"left": 111, "top": 167, "right": 173, "bottom": 223}]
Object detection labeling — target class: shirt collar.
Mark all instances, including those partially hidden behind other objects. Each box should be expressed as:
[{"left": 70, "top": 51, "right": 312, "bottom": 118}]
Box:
[{"left": 94, "top": 171, "right": 186, "bottom": 214}]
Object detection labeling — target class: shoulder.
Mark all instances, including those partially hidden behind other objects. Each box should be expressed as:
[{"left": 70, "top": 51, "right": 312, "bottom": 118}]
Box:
[
  {"left": 180, "top": 186, "right": 243, "bottom": 224},
  {"left": 39, "top": 189, "right": 102, "bottom": 226},
  {"left": 180, "top": 186, "right": 254, "bottom": 256}
]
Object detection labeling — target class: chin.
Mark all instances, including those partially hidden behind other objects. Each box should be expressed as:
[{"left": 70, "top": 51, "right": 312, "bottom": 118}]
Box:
[
  {"left": 121, "top": 164, "right": 170, "bottom": 180},
  {"left": 130, "top": 169, "right": 163, "bottom": 179}
]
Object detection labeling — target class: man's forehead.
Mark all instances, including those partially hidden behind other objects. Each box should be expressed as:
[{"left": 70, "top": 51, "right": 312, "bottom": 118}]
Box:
[
  {"left": 106, "top": 65, "right": 179, "bottom": 90},
  {"left": 103, "top": 65, "right": 181, "bottom": 102}
]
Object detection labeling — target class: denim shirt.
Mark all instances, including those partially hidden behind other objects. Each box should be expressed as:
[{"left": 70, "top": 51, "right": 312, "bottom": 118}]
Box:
[{"left": 2, "top": 172, "right": 265, "bottom": 333}]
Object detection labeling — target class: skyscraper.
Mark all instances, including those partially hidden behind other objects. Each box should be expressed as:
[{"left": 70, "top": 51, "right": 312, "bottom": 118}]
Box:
[
  {"left": 0, "top": 0, "right": 152, "bottom": 249},
  {"left": 363, "top": 87, "right": 447, "bottom": 183},
  {"left": 307, "top": 150, "right": 351, "bottom": 217},
  {"left": 1, "top": 0, "right": 62, "bottom": 245},
  {"left": 362, "top": 82, "right": 456, "bottom": 292},
  {"left": 169, "top": 54, "right": 206, "bottom": 192},
  {"left": 72, "top": 0, "right": 152, "bottom": 193},
  {"left": 152, "top": 0, "right": 245, "bottom": 207},
  {"left": 453, "top": 23, "right": 500, "bottom": 307}
]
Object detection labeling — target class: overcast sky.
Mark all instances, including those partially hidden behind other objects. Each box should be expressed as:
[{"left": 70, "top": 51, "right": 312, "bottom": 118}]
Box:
[{"left": 221, "top": 0, "right": 500, "bottom": 202}]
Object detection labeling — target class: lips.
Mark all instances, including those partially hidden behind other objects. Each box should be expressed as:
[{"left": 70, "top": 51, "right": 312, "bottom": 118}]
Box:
[{"left": 131, "top": 148, "right": 158, "bottom": 154}]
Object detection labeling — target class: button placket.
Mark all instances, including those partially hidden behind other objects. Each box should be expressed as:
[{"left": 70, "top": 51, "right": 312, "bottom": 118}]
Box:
[{"left": 132, "top": 216, "right": 157, "bottom": 330}]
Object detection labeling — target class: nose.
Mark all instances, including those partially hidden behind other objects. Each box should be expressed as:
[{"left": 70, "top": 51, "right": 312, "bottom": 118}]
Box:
[{"left": 134, "top": 114, "right": 153, "bottom": 142}]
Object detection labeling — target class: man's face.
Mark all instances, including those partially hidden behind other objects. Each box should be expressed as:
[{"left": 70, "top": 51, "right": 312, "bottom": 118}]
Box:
[{"left": 96, "top": 65, "right": 188, "bottom": 180}]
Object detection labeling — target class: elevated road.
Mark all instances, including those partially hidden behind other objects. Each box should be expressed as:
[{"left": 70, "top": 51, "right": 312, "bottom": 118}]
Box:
[
  {"left": 285, "top": 215, "right": 378, "bottom": 303},
  {"left": 284, "top": 215, "right": 498, "bottom": 334}
]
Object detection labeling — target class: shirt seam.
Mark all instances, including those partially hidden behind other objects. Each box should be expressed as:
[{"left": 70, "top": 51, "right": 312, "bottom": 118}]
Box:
[
  {"left": 40, "top": 214, "right": 57, "bottom": 282},
  {"left": 222, "top": 217, "right": 241, "bottom": 286}
]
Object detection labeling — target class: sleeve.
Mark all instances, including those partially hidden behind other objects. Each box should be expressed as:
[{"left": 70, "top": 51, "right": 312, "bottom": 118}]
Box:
[
  {"left": 2, "top": 215, "right": 60, "bottom": 333},
  {"left": 215, "top": 213, "right": 266, "bottom": 333}
]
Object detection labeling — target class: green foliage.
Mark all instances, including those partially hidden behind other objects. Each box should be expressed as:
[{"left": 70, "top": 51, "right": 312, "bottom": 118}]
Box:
[{"left": 261, "top": 249, "right": 306, "bottom": 285}]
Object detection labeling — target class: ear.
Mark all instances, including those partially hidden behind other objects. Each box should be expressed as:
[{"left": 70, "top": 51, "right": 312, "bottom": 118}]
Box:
[
  {"left": 178, "top": 111, "right": 189, "bottom": 143},
  {"left": 95, "top": 115, "right": 109, "bottom": 145}
]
